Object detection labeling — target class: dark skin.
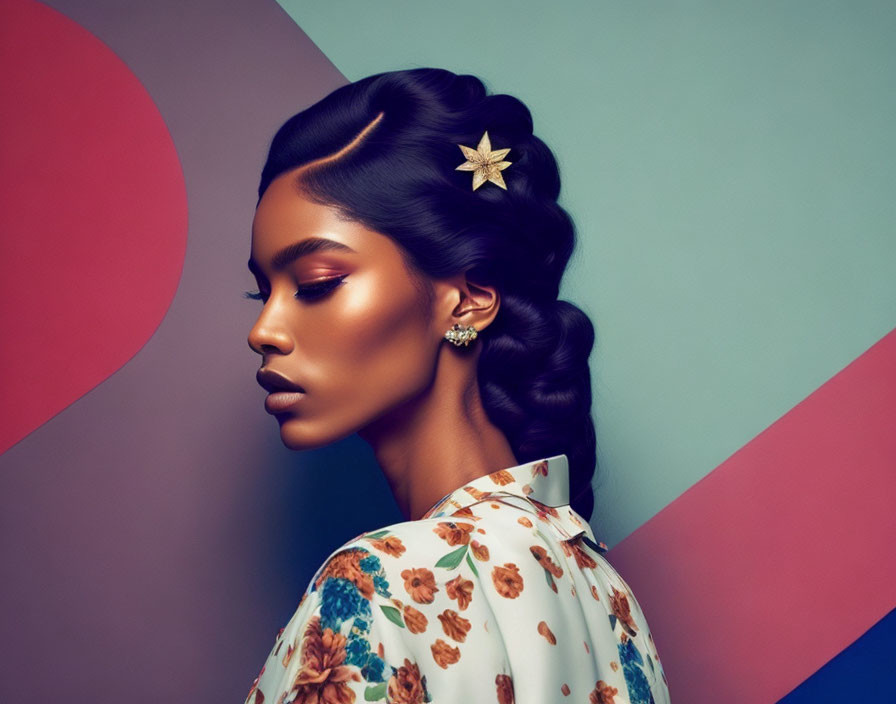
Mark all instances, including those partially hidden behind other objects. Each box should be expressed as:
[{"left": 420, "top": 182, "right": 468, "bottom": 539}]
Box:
[{"left": 247, "top": 166, "right": 519, "bottom": 521}]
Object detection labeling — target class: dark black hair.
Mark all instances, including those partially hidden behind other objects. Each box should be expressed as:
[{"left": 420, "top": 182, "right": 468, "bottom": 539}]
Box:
[{"left": 258, "top": 68, "right": 598, "bottom": 522}]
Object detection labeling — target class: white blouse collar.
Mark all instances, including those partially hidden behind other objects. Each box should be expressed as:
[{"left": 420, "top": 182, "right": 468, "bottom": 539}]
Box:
[{"left": 420, "top": 454, "right": 598, "bottom": 546}]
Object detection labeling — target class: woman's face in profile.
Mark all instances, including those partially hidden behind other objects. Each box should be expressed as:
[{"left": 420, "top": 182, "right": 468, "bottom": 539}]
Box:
[{"left": 247, "top": 170, "right": 442, "bottom": 449}]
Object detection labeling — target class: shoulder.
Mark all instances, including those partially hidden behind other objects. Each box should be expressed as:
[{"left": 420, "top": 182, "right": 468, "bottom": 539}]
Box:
[
  {"left": 326, "top": 495, "right": 548, "bottom": 589},
  {"left": 316, "top": 495, "right": 575, "bottom": 643}
]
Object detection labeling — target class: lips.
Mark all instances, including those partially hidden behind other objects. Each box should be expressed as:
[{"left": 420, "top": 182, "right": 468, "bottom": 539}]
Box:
[{"left": 256, "top": 367, "right": 306, "bottom": 394}]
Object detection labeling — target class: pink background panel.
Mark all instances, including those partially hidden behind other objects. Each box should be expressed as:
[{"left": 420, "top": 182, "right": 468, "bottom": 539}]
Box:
[
  {"left": 608, "top": 325, "right": 896, "bottom": 703},
  {"left": 0, "top": 0, "right": 188, "bottom": 454}
]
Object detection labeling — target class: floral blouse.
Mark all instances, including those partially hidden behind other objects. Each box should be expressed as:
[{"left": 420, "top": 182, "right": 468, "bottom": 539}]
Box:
[{"left": 245, "top": 454, "right": 670, "bottom": 703}]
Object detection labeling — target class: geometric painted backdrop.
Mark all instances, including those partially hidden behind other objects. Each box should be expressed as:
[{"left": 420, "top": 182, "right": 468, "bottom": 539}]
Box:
[{"left": 1, "top": 1, "right": 893, "bottom": 701}]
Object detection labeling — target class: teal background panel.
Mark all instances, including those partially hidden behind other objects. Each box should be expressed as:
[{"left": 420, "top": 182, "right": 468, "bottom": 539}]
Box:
[{"left": 278, "top": 0, "right": 896, "bottom": 546}]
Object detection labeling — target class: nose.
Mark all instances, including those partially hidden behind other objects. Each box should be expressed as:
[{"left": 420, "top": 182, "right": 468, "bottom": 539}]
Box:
[{"left": 247, "top": 301, "right": 294, "bottom": 356}]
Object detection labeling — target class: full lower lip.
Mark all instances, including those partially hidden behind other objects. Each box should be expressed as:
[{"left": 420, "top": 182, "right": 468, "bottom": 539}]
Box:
[{"left": 264, "top": 391, "right": 306, "bottom": 413}]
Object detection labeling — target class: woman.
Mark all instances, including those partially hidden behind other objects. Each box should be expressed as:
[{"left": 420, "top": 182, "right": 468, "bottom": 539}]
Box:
[{"left": 244, "top": 68, "right": 670, "bottom": 704}]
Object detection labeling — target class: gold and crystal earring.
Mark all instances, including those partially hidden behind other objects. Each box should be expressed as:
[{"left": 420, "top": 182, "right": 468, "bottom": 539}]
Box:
[{"left": 444, "top": 323, "right": 478, "bottom": 347}]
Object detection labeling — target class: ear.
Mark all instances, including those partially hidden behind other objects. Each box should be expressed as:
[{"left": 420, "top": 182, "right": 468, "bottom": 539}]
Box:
[{"left": 434, "top": 269, "right": 500, "bottom": 334}]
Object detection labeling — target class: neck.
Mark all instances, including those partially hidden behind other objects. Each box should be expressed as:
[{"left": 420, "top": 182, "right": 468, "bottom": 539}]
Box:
[{"left": 358, "top": 345, "right": 518, "bottom": 521}]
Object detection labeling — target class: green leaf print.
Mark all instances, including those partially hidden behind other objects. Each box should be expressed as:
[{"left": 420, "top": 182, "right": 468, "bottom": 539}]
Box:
[
  {"left": 363, "top": 530, "right": 391, "bottom": 540},
  {"left": 435, "top": 545, "right": 468, "bottom": 570},
  {"left": 364, "top": 681, "right": 387, "bottom": 701},
  {"left": 379, "top": 604, "right": 406, "bottom": 628},
  {"left": 465, "top": 550, "right": 480, "bottom": 578}
]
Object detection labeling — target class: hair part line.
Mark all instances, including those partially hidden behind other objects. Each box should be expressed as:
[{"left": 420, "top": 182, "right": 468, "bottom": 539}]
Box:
[{"left": 288, "top": 110, "right": 386, "bottom": 193}]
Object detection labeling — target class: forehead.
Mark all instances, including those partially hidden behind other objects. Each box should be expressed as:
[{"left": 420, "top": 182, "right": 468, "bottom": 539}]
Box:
[{"left": 250, "top": 171, "right": 390, "bottom": 267}]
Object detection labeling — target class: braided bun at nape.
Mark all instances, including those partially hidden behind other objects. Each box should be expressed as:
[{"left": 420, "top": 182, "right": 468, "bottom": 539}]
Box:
[
  {"left": 477, "top": 293, "right": 597, "bottom": 522},
  {"left": 258, "top": 67, "right": 598, "bottom": 522}
]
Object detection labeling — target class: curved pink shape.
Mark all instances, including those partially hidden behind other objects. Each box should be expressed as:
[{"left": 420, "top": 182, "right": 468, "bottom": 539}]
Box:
[{"left": 0, "top": 0, "right": 188, "bottom": 455}]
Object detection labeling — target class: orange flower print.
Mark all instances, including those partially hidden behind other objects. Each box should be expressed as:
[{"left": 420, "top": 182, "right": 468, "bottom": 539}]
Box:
[
  {"left": 401, "top": 566, "right": 439, "bottom": 604},
  {"left": 517, "top": 516, "right": 533, "bottom": 528},
  {"left": 560, "top": 541, "right": 573, "bottom": 558},
  {"left": 369, "top": 534, "right": 406, "bottom": 558},
  {"left": 609, "top": 586, "right": 638, "bottom": 637},
  {"left": 288, "top": 615, "right": 361, "bottom": 704},
  {"left": 533, "top": 459, "right": 549, "bottom": 477},
  {"left": 491, "top": 563, "right": 524, "bottom": 599},
  {"left": 403, "top": 604, "right": 428, "bottom": 634},
  {"left": 589, "top": 680, "right": 618, "bottom": 704},
  {"left": 463, "top": 485, "right": 489, "bottom": 500},
  {"left": 609, "top": 660, "right": 619, "bottom": 672},
  {"left": 282, "top": 642, "right": 295, "bottom": 667},
  {"left": 244, "top": 667, "right": 265, "bottom": 704},
  {"left": 529, "top": 545, "right": 564, "bottom": 578},
  {"left": 451, "top": 506, "right": 480, "bottom": 521},
  {"left": 561, "top": 683, "right": 571, "bottom": 696},
  {"left": 590, "top": 584, "right": 601, "bottom": 601},
  {"left": 386, "top": 658, "right": 428, "bottom": 704},
  {"left": 537, "top": 620, "right": 556, "bottom": 645},
  {"left": 528, "top": 497, "right": 560, "bottom": 518},
  {"left": 430, "top": 638, "right": 461, "bottom": 668},
  {"left": 496, "top": 673, "right": 516, "bottom": 703},
  {"left": 521, "top": 483, "right": 533, "bottom": 496},
  {"left": 568, "top": 539, "right": 598, "bottom": 569},
  {"left": 470, "top": 539, "right": 490, "bottom": 561},
  {"left": 446, "top": 574, "right": 474, "bottom": 611},
  {"left": 314, "top": 548, "right": 375, "bottom": 600},
  {"left": 489, "top": 469, "right": 515, "bottom": 486},
  {"left": 438, "top": 608, "right": 472, "bottom": 642},
  {"left": 433, "top": 521, "right": 475, "bottom": 546}
]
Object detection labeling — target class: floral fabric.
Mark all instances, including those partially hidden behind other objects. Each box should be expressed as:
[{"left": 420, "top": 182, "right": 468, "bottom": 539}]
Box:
[{"left": 245, "top": 454, "right": 670, "bottom": 703}]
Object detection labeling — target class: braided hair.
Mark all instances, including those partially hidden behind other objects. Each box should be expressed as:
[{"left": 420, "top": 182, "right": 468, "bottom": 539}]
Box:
[{"left": 258, "top": 68, "right": 598, "bottom": 522}]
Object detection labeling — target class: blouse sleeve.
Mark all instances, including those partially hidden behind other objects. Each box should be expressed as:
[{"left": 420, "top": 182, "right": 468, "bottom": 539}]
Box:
[
  {"left": 244, "top": 519, "right": 517, "bottom": 704},
  {"left": 243, "top": 539, "right": 415, "bottom": 704}
]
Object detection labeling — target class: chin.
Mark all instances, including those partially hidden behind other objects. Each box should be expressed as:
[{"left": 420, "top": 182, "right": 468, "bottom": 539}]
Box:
[{"left": 276, "top": 415, "right": 354, "bottom": 451}]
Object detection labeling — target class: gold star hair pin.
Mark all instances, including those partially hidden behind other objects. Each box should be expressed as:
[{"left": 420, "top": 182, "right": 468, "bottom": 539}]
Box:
[{"left": 455, "top": 130, "right": 512, "bottom": 190}]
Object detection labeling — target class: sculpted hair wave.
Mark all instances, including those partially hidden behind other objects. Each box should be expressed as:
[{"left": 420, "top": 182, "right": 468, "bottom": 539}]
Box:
[{"left": 258, "top": 68, "right": 599, "bottom": 522}]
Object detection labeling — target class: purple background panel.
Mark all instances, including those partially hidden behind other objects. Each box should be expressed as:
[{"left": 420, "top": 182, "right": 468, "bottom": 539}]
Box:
[{"left": 0, "top": 1, "right": 406, "bottom": 701}]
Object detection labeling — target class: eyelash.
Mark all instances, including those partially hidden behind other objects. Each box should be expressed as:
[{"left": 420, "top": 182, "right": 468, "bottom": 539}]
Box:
[{"left": 243, "top": 275, "right": 348, "bottom": 303}]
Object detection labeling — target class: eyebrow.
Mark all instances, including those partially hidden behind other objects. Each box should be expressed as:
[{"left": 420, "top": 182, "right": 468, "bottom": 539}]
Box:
[{"left": 247, "top": 237, "right": 357, "bottom": 277}]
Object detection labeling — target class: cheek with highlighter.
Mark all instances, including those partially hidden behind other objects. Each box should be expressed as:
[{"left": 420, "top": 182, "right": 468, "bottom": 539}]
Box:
[{"left": 302, "top": 267, "right": 437, "bottom": 418}]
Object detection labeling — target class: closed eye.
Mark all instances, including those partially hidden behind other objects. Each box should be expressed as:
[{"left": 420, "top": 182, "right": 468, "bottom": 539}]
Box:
[{"left": 243, "top": 274, "right": 348, "bottom": 303}]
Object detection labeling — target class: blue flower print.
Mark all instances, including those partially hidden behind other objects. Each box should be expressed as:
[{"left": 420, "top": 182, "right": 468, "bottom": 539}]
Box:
[
  {"left": 319, "top": 577, "right": 363, "bottom": 632},
  {"left": 345, "top": 631, "right": 370, "bottom": 668},
  {"left": 618, "top": 637, "right": 652, "bottom": 704},
  {"left": 362, "top": 652, "right": 386, "bottom": 683},
  {"left": 360, "top": 554, "right": 382, "bottom": 573},
  {"left": 373, "top": 573, "right": 391, "bottom": 598}
]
